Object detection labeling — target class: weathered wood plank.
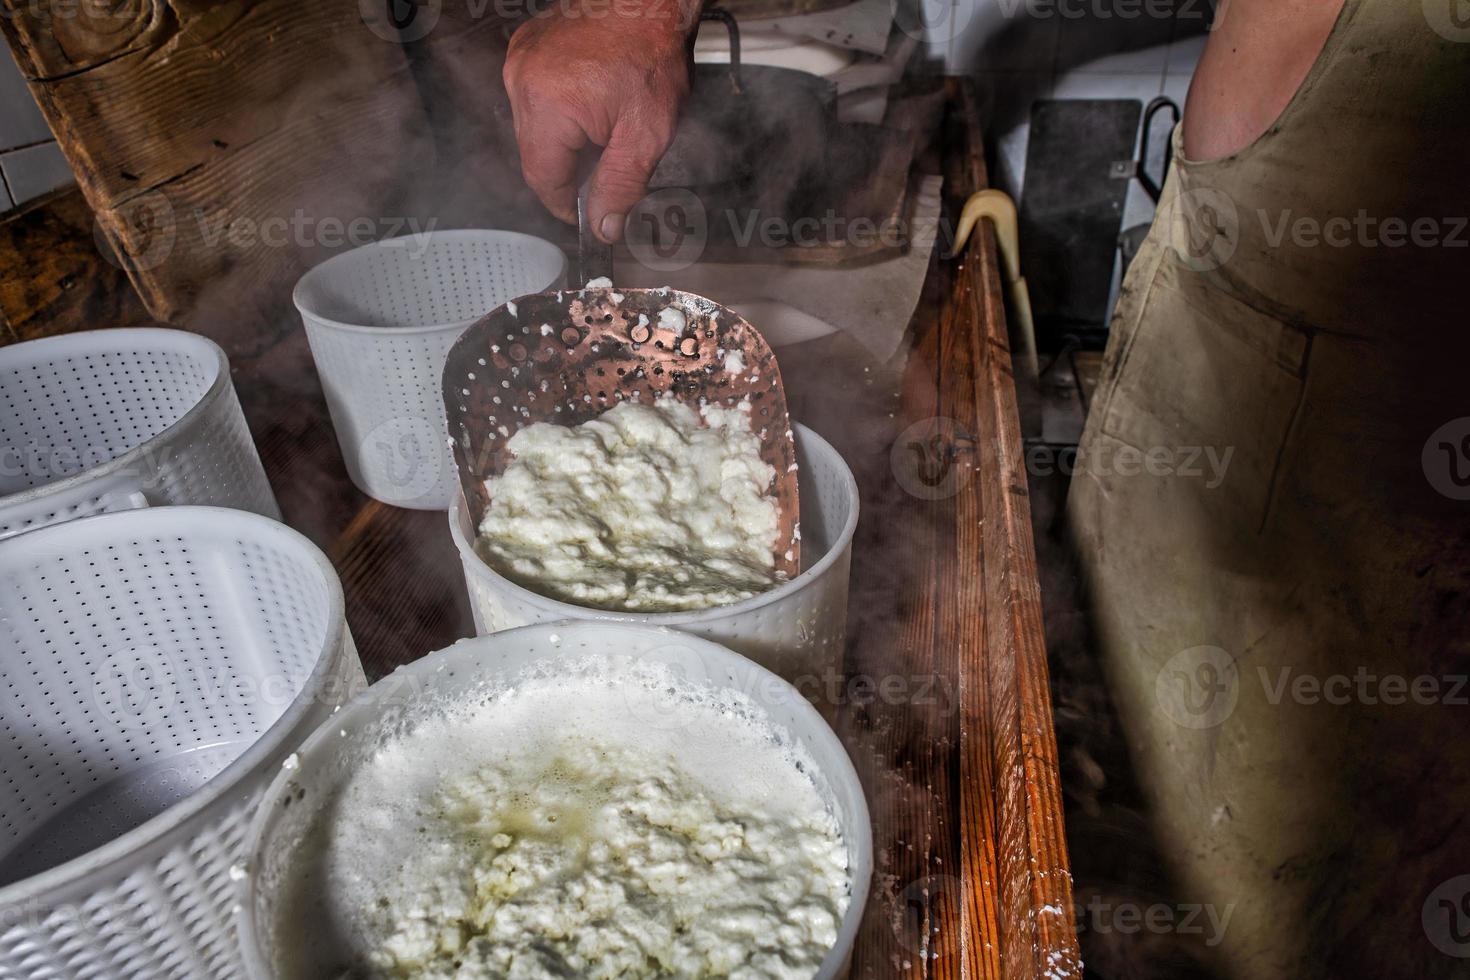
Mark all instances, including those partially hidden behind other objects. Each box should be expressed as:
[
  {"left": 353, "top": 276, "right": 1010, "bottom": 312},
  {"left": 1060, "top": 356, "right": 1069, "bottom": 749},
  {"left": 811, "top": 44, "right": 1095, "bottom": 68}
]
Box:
[
  {"left": 0, "top": 186, "right": 150, "bottom": 344},
  {"left": 0, "top": 0, "right": 434, "bottom": 328}
]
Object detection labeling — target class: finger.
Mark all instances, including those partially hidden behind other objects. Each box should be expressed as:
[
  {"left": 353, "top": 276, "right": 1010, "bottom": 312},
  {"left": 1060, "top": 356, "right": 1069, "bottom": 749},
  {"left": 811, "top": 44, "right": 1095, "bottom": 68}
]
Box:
[
  {"left": 512, "top": 104, "right": 588, "bottom": 225},
  {"left": 587, "top": 113, "right": 674, "bottom": 244}
]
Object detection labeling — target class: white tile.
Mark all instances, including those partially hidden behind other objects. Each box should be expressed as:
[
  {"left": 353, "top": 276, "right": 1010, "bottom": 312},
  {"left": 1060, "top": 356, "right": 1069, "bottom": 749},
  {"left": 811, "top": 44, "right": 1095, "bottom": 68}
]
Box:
[
  {"left": 1166, "top": 29, "right": 1207, "bottom": 74},
  {"left": 915, "top": 0, "right": 958, "bottom": 50},
  {"left": 1162, "top": 70, "right": 1193, "bottom": 109},
  {"left": 1056, "top": 12, "right": 1174, "bottom": 76},
  {"left": 0, "top": 142, "right": 74, "bottom": 204},
  {"left": 1064, "top": 39, "right": 1171, "bottom": 75},
  {"left": 995, "top": 122, "right": 1031, "bottom": 200},
  {"left": 972, "top": 71, "right": 1053, "bottom": 200},
  {"left": 973, "top": 70, "right": 1054, "bottom": 126},
  {"left": 1140, "top": 96, "right": 1179, "bottom": 178},
  {"left": 1121, "top": 176, "right": 1157, "bottom": 231},
  {"left": 1050, "top": 69, "right": 1163, "bottom": 102},
  {"left": 952, "top": 5, "right": 1060, "bottom": 73},
  {"left": 0, "top": 47, "right": 52, "bottom": 151}
]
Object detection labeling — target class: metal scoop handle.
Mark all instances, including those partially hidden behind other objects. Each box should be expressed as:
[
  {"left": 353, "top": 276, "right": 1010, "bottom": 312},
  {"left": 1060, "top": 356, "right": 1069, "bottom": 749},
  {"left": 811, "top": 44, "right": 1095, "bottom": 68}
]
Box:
[{"left": 575, "top": 183, "right": 613, "bottom": 287}]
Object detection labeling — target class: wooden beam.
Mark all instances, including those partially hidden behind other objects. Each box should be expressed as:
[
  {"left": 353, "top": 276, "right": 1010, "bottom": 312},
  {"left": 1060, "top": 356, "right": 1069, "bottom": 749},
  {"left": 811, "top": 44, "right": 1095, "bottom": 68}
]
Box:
[{"left": 943, "top": 79, "right": 1081, "bottom": 978}]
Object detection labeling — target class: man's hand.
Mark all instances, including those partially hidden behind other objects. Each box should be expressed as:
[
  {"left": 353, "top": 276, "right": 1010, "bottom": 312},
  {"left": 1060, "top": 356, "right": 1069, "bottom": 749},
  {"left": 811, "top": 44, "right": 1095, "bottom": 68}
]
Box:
[{"left": 503, "top": 0, "right": 698, "bottom": 243}]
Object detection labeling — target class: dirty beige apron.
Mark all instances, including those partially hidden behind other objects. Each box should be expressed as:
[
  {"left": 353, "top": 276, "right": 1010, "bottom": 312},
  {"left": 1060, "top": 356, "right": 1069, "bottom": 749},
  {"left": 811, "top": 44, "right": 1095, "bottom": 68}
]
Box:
[{"left": 1068, "top": 2, "right": 1470, "bottom": 977}]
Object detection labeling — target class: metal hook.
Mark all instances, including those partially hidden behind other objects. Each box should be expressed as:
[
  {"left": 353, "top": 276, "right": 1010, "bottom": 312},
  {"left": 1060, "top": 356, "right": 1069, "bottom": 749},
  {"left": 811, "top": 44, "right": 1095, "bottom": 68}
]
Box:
[{"left": 699, "top": 7, "right": 743, "bottom": 96}]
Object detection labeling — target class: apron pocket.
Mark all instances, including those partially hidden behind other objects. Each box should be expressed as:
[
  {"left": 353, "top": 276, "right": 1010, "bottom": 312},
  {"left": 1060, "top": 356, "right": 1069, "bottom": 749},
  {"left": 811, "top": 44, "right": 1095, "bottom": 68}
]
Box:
[{"left": 1098, "top": 258, "right": 1310, "bottom": 529}]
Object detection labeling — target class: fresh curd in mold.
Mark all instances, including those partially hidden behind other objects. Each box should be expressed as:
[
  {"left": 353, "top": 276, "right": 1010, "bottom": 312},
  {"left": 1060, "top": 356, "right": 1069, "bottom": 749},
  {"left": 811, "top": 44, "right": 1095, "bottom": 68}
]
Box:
[{"left": 476, "top": 396, "right": 783, "bottom": 612}]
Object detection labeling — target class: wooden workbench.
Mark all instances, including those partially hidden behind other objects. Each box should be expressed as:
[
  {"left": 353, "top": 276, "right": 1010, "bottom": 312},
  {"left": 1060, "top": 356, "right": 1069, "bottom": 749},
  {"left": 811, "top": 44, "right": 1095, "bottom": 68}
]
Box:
[{"left": 212, "top": 78, "right": 1083, "bottom": 978}]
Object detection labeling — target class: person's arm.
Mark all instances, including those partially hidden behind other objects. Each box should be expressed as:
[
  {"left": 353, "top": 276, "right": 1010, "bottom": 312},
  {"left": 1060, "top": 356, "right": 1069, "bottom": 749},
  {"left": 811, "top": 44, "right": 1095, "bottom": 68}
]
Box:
[
  {"left": 503, "top": 0, "right": 702, "bottom": 243},
  {"left": 1182, "top": 0, "right": 1344, "bottom": 161}
]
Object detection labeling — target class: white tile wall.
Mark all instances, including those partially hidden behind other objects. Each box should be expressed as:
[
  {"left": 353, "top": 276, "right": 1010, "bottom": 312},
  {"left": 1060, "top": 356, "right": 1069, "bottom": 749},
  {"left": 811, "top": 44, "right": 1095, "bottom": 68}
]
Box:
[
  {"left": 965, "top": 9, "right": 1061, "bottom": 73},
  {"left": 0, "top": 142, "right": 73, "bottom": 202},
  {"left": 973, "top": 70, "right": 1052, "bottom": 199},
  {"left": 1050, "top": 68, "right": 1164, "bottom": 102},
  {"left": 1054, "top": 11, "right": 1174, "bottom": 76},
  {"left": 1162, "top": 69, "right": 1192, "bottom": 110},
  {"left": 0, "top": 46, "right": 73, "bottom": 210},
  {"left": 0, "top": 47, "right": 51, "bottom": 148},
  {"left": 1166, "top": 29, "right": 1208, "bottom": 74}
]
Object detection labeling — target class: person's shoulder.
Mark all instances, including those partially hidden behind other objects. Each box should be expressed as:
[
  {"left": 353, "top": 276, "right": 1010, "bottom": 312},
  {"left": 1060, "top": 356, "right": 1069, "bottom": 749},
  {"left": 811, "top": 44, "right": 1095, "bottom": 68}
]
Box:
[{"left": 1181, "top": 0, "right": 1346, "bottom": 161}]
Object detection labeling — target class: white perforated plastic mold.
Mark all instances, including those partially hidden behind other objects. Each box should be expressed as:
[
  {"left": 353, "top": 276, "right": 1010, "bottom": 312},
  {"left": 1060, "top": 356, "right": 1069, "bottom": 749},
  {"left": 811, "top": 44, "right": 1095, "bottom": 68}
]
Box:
[
  {"left": 449, "top": 424, "right": 859, "bottom": 687},
  {"left": 0, "top": 328, "right": 279, "bottom": 541},
  {"left": 295, "top": 230, "right": 567, "bottom": 509},
  {"left": 0, "top": 506, "right": 365, "bottom": 980}
]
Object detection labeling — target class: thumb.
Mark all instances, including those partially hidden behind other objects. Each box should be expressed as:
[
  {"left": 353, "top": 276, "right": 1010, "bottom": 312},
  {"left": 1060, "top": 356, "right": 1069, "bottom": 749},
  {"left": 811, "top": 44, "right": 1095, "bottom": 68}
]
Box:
[{"left": 587, "top": 115, "right": 673, "bottom": 244}]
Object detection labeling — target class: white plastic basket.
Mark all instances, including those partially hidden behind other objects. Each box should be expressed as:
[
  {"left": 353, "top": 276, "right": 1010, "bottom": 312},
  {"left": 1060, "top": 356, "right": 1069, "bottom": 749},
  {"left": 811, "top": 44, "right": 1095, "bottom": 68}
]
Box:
[
  {"left": 450, "top": 424, "right": 859, "bottom": 688},
  {"left": 295, "top": 230, "right": 567, "bottom": 509},
  {"left": 237, "top": 622, "right": 873, "bottom": 980},
  {"left": 0, "top": 327, "right": 279, "bottom": 541},
  {"left": 0, "top": 506, "right": 365, "bottom": 980}
]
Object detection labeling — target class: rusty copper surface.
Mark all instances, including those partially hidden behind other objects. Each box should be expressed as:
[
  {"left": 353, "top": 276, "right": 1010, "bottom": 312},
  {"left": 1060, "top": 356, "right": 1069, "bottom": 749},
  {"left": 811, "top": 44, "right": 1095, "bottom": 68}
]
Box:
[{"left": 443, "top": 286, "right": 800, "bottom": 580}]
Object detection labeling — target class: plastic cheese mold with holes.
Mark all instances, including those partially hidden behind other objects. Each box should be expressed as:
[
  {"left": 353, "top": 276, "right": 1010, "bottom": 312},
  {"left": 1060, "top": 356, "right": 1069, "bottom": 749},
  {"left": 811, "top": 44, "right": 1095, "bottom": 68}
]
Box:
[
  {"left": 0, "top": 506, "right": 365, "bottom": 980},
  {"left": 294, "top": 230, "right": 566, "bottom": 509},
  {"left": 0, "top": 327, "right": 278, "bottom": 540}
]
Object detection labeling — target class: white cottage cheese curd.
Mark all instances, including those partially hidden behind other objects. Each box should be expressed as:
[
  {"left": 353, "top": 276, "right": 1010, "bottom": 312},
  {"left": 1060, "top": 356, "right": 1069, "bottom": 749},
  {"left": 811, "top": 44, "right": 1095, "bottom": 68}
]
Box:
[
  {"left": 323, "top": 666, "right": 850, "bottom": 980},
  {"left": 477, "top": 396, "right": 783, "bottom": 612}
]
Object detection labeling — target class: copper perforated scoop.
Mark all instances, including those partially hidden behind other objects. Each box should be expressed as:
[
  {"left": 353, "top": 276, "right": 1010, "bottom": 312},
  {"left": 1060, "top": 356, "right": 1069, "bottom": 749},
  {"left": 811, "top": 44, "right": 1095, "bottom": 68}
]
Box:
[{"left": 442, "top": 284, "right": 801, "bottom": 581}]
